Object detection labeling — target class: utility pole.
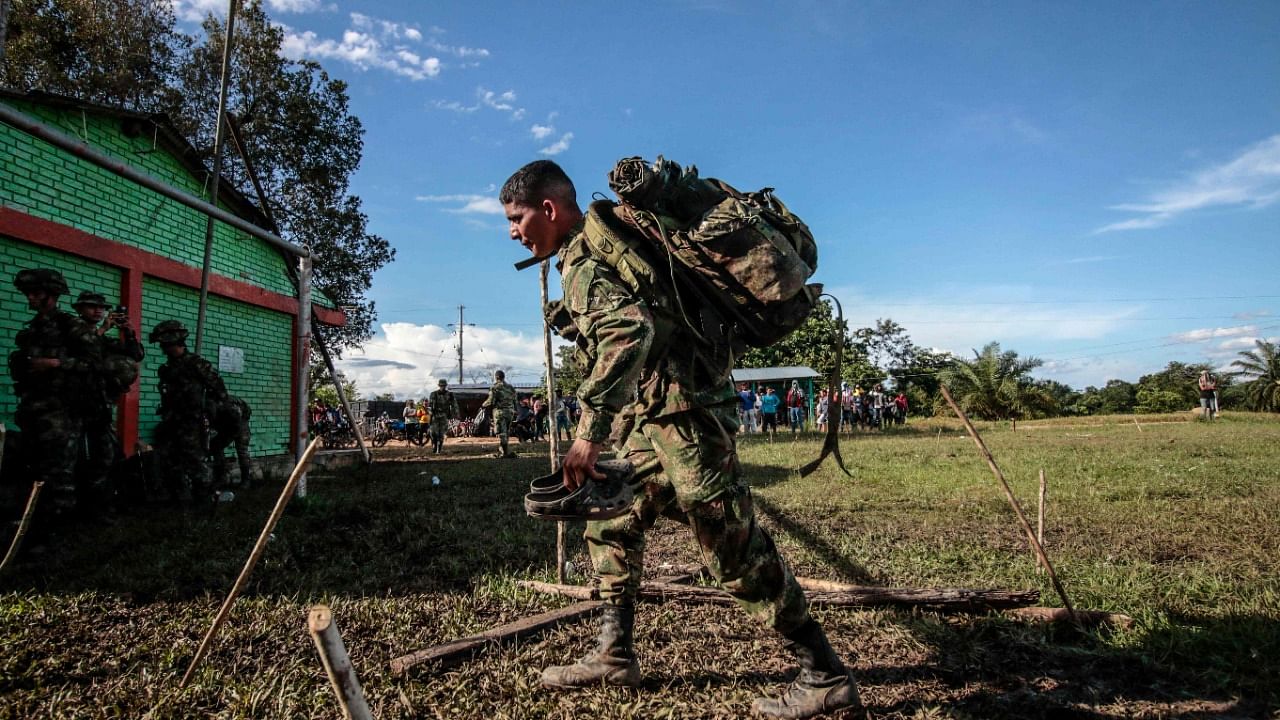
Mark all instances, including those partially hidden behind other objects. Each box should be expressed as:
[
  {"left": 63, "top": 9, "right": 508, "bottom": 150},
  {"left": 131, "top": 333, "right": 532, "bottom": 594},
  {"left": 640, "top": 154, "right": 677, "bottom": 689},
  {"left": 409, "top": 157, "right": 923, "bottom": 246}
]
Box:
[{"left": 448, "top": 305, "right": 475, "bottom": 385}]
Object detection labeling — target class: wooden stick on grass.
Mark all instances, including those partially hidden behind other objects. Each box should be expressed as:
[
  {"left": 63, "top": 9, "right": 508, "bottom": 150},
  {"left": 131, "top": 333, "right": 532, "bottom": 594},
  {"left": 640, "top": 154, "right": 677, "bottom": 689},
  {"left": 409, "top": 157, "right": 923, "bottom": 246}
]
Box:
[
  {"left": 179, "top": 436, "right": 323, "bottom": 688},
  {"left": 308, "top": 605, "right": 373, "bottom": 720},
  {"left": 0, "top": 481, "right": 43, "bottom": 575},
  {"left": 1037, "top": 469, "right": 1046, "bottom": 575},
  {"left": 1133, "top": 416, "right": 1144, "bottom": 433},
  {"left": 939, "top": 386, "right": 1078, "bottom": 624}
]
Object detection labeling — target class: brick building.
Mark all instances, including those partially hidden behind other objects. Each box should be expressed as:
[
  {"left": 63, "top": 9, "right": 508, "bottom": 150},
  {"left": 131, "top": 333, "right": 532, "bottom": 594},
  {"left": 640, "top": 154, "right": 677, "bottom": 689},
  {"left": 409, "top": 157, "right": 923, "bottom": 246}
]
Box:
[{"left": 0, "top": 90, "right": 343, "bottom": 462}]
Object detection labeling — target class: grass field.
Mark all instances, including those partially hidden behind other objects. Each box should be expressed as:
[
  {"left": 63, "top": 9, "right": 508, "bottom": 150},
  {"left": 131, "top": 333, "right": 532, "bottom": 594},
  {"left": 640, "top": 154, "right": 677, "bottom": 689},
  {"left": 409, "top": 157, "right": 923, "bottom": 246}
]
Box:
[{"left": 1, "top": 412, "right": 1277, "bottom": 718}]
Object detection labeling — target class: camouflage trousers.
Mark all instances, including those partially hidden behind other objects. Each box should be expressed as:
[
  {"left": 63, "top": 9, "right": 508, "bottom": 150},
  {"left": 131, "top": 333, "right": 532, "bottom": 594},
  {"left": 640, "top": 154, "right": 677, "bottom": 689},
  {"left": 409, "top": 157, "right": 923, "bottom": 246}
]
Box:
[
  {"left": 492, "top": 410, "right": 513, "bottom": 439},
  {"left": 154, "top": 418, "right": 211, "bottom": 502},
  {"left": 14, "top": 396, "right": 84, "bottom": 515},
  {"left": 210, "top": 422, "right": 252, "bottom": 488},
  {"left": 429, "top": 417, "right": 450, "bottom": 445},
  {"left": 78, "top": 404, "right": 117, "bottom": 504},
  {"left": 586, "top": 404, "right": 811, "bottom": 633}
]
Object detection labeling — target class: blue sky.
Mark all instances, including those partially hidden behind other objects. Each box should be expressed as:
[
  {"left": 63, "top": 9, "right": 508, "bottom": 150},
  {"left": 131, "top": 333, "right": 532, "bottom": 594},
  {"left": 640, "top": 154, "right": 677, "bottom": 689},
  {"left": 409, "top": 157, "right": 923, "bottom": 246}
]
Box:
[{"left": 176, "top": 1, "right": 1280, "bottom": 399}]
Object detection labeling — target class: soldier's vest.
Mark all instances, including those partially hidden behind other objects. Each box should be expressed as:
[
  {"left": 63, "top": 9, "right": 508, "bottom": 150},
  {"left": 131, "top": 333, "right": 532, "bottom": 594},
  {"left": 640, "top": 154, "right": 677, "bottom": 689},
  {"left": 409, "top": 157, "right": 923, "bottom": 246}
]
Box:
[{"left": 8, "top": 311, "right": 87, "bottom": 398}]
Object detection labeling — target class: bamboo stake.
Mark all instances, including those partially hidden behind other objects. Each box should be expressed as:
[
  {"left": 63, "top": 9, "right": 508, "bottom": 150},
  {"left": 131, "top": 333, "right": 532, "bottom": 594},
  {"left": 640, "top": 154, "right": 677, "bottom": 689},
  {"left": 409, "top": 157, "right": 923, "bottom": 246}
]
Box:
[
  {"left": 539, "top": 259, "right": 566, "bottom": 585},
  {"left": 1132, "top": 416, "right": 1144, "bottom": 433},
  {"left": 179, "top": 436, "right": 322, "bottom": 688},
  {"left": 939, "top": 385, "right": 1078, "bottom": 623},
  {"left": 0, "top": 481, "right": 43, "bottom": 574},
  {"left": 308, "top": 605, "right": 373, "bottom": 720},
  {"left": 1037, "top": 469, "right": 1046, "bottom": 575}
]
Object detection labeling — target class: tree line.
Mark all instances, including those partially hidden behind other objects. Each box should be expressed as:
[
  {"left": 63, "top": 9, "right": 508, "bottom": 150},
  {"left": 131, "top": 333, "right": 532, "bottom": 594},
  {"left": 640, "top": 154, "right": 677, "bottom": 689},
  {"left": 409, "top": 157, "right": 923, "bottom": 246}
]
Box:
[{"left": 553, "top": 301, "right": 1280, "bottom": 421}]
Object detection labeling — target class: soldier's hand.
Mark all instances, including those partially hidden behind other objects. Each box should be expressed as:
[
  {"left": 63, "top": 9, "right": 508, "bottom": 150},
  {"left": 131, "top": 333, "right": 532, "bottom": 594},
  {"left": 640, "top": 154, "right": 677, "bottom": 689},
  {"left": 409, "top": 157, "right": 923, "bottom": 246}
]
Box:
[
  {"left": 28, "top": 357, "right": 61, "bottom": 371},
  {"left": 562, "top": 438, "right": 606, "bottom": 490}
]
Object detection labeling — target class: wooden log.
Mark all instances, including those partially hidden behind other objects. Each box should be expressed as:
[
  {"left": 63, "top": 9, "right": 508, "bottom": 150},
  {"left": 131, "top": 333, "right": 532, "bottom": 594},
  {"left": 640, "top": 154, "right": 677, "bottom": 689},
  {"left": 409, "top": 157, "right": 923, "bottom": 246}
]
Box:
[
  {"left": 180, "top": 436, "right": 323, "bottom": 688},
  {"left": 518, "top": 579, "right": 1039, "bottom": 612},
  {"left": 390, "top": 573, "right": 696, "bottom": 675},
  {"left": 1006, "top": 606, "right": 1133, "bottom": 630},
  {"left": 308, "top": 605, "right": 373, "bottom": 720},
  {"left": 391, "top": 600, "right": 598, "bottom": 675}
]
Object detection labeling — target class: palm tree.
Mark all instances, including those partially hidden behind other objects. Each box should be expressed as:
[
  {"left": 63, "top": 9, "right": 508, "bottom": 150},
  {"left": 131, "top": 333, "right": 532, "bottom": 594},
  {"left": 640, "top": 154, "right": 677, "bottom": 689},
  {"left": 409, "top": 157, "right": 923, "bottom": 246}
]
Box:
[
  {"left": 938, "top": 342, "right": 1054, "bottom": 427},
  {"left": 1231, "top": 339, "right": 1280, "bottom": 412}
]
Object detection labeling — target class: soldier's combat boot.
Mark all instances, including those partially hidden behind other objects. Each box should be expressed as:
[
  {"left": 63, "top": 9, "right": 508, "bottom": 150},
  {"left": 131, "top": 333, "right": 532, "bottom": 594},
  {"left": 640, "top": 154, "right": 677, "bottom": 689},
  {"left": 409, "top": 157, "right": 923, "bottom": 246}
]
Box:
[
  {"left": 752, "top": 619, "right": 861, "bottom": 719},
  {"left": 541, "top": 604, "right": 641, "bottom": 688}
]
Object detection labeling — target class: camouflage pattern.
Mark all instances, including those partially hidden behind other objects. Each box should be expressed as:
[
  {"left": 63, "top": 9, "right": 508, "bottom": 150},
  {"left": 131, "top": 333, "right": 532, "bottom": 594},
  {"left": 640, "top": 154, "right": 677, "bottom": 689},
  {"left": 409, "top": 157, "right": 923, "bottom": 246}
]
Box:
[
  {"left": 557, "top": 220, "right": 811, "bottom": 634},
  {"left": 482, "top": 379, "right": 518, "bottom": 437},
  {"left": 80, "top": 321, "right": 145, "bottom": 499},
  {"left": 210, "top": 395, "right": 253, "bottom": 487},
  {"left": 428, "top": 387, "right": 459, "bottom": 447},
  {"left": 8, "top": 307, "right": 101, "bottom": 513},
  {"left": 154, "top": 350, "right": 228, "bottom": 501}
]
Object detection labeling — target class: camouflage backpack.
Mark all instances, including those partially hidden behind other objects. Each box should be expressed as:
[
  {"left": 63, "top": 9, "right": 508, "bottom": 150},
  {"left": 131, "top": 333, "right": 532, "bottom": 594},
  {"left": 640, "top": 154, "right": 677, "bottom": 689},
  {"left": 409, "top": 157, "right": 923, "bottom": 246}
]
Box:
[{"left": 593, "top": 156, "right": 822, "bottom": 349}]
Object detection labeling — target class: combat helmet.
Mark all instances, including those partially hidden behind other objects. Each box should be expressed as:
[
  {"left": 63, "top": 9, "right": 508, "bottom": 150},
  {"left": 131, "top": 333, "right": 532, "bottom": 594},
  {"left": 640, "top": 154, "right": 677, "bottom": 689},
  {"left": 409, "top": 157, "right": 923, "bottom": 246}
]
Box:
[
  {"left": 72, "top": 291, "right": 111, "bottom": 309},
  {"left": 149, "top": 319, "right": 189, "bottom": 345},
  {"left": 13, "top": 268, "right": 69, "bottom": 296},
  {"left": 438, "top": 379, "right": 448, "bottom": 387}
]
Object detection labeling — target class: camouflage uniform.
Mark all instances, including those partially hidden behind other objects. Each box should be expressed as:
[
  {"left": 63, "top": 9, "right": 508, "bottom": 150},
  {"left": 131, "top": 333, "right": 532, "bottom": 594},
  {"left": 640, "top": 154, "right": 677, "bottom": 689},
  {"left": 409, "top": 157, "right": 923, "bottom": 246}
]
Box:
[
  {"left": 427, "top": 384, "right": 458, "bottom": 453},
  {"left": 556, "top": 212, "right": 809, "bottom": 633},
  {"left": 482, "top": 377, "right": 518, "bottom": 456},
  {"left": 75, "top": 293, "right": 144, "bottom": 504},
  {"left": 153, "top": 325, "right": 228, "bottom": 502},
  {"left": 8, "top": 273, "right": 102, "bottom": 516},
  {"left": 209, "top": 395, "right": 253, "bottom": 488}
]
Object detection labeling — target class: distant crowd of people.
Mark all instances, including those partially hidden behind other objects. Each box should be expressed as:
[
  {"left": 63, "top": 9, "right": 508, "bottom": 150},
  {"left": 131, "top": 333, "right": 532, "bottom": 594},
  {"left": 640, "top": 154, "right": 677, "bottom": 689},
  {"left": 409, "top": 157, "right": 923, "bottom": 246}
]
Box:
[{"left": 736, "top": 380, "right": 908, "bottom": 436}]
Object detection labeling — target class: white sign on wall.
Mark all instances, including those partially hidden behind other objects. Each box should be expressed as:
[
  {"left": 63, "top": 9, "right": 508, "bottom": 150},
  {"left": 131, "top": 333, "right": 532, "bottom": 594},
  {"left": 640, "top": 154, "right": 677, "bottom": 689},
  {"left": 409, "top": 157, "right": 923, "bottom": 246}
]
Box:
[{"left": 218, "top": 345, "right": 245, "bottom": 374}]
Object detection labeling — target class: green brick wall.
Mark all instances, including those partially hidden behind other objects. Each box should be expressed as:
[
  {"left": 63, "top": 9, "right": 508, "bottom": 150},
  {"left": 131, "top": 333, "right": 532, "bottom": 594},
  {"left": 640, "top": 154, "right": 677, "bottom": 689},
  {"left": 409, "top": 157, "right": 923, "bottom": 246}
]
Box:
[
  {"left": 0, "top": 98, "right": 297, "bottom": 297},
  {"left": 138, "top": 277, "right": 293, "bottom": 456},
  {"left": 0, "top": 236, "right": 120, "bottom": 425}
]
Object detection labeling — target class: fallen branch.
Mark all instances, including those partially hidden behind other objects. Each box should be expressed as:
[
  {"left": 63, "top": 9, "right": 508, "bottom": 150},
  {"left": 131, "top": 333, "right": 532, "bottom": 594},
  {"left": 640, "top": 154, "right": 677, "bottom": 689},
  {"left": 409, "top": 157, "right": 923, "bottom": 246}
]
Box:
[
  {"left": 518, "top": 579, "right": 1039, "bottom": 612},
  {"left": 392, "top": 572, "right": 696, "bottom": 675},
  {"left": 179, "top": 436, "right": 322, "bottom": 688},
  {"left": 0, "top": 480, "right": 43, "bottom": 575},
  {"left": 1006, "top": 606, "right": 1133, "bottom": 629}
]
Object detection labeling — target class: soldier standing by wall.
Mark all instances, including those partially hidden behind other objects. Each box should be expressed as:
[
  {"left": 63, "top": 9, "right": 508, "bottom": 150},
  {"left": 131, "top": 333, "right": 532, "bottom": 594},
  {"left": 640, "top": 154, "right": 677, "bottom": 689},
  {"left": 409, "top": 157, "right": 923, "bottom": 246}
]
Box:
[
  {"left": 427, "top": 378, "right": 459, "bottom": 454},
  {"left": 482, "top": 369, "right": 518, "bottom": 458},
  {"left": 148, "top": 320, "right": 228, "bottom": 504},
  {"left": 72, "top": 291, "right": 143, "bottom": 507},
  {"left": 7, "top": 269, "right": 102, "bottom": 525}
]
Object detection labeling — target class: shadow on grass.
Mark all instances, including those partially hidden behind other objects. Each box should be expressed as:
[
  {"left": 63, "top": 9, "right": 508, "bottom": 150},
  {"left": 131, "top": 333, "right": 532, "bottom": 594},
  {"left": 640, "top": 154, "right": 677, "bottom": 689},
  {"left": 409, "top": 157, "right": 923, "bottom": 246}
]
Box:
[
  {"left": 748, "top": 489, "right": 872, "bottom": 584},
  {"left": 882, "top": 610, "right": 1277, "bottom": 719},
  {"left": 0, "top": 455, "right": 563, "bottom": 601}
]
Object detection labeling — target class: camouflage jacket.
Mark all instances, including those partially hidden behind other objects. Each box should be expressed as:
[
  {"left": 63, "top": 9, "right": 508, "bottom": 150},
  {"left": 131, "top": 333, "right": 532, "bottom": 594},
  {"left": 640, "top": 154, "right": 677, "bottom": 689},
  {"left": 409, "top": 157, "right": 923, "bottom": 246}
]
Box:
[
  {"left": 157, "top": 351, "right": 228, "bottom": 422},
  {"left": 8, "top": 309, "right": 102, "bottom": 402},
  {"left": 428, "top": 389, "right": 459, "bottom": 420},
  {"left": 482, "top": 380, "right": 518, "bottom": 418},
  {"left": 553, "top": 212, "right": 736, "bottom": 444}
]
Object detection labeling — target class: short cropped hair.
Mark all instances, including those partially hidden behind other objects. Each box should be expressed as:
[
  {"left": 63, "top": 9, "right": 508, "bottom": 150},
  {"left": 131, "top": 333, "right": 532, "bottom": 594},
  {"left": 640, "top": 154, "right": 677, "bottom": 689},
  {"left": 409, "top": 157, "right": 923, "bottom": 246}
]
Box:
[{"left": 500, "top": 160, "right": 577, "bottom": 208}]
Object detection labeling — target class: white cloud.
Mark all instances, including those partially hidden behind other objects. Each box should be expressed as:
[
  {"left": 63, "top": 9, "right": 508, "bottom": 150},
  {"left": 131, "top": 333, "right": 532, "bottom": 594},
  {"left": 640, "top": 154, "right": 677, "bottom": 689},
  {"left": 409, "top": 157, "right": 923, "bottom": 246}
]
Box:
[
  {"left": 540, "top": 132, "right": 574, "bottom": 156},
  {"left": 1096, "top": 134, "right": 1280, "bottom": 233},
  {"left": 266, "top": 0, "right": 333, "bottom": 13},
  {"left": 170, "top": 0, "right": 226, "bottom": 22},
  {"left": 530, "top": 124, "right": 555, "bottom": 140},
  {"left": 1168, "top": 325, "right": 1257, "bottom": 343},
  {"left": 277, "top": 12, "right": 485, "bottom": 81},
  {"left": 435, "top": 87, "right": 526, "bottom": 120},
  {"left": 336, "top": 323, "right": 562, "bottom": 399},
  {"left": 415, "top": 194, "right": 503, "bottom": 215}
]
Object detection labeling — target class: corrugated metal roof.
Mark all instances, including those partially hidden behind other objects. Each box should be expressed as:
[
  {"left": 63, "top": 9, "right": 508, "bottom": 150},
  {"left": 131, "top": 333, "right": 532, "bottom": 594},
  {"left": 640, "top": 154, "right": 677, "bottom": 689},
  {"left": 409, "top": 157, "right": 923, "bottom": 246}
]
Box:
[{"left": 731, "top": 366, "right": 821, "bottom": 383}]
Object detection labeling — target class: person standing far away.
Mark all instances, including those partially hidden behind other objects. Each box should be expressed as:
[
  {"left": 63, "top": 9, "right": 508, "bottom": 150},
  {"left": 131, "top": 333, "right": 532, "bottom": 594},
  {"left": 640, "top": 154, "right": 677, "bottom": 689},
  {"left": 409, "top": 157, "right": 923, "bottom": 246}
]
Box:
[
  {"left": 555, "top": 396, "right": 572, "bottom": 442},
  {"left": 8, "top": 269, "right": 102, "bottom": 529},
  {"left": 501, "top": 159, "right": 860, "bottom": 718},
  {"left": 786, "top": 380, "right": 806, "bottom": 434},
  {"left": 1198, "top": 370, "right": 1219, "bottom": 420},
  {"left": 72, "top": 291, "right": 143, "bottom": 510},
  {"left": 428, "top": 378, "right": 459, "bottom": 454},
  {"left": 148, "top": 319, "right": 228, "bottom": 505},
  {"left": 759, "top": 386, "right": 781, "bottom": 441},
  {"left": 737, "top": 383, "right": 757, "bottom": 434},
  {"left": 482, "top": 369, "right": 519, "bottom": 458}
]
